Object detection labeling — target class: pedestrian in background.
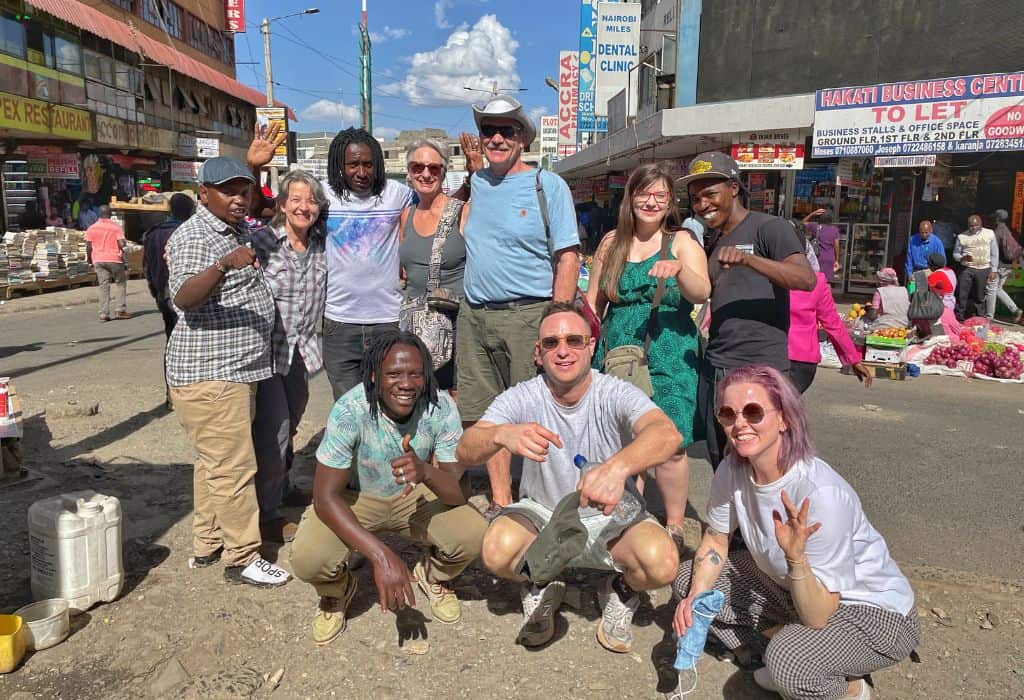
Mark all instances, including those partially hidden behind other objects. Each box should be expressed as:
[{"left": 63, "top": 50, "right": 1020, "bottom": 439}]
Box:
[
  {"left": 953, "top": 214, "right": 998, "bottom": 321},
  {"left": 905, "top": 220, "right": 945, "bottom": 283},
  {"left": 588, "top": 162, "right": 710, "bottom": 550},
  {"left": 84, "top": 204, "right": 130, "bottom": 322},
  {"left": 802, "top": 208, "right": 840, "bottom": 282},
  {"left": 986, "top": 209, "right": 1022, "bottom": 323},
  {"left": 458, "top": 95, "right": 580, "bottom": 518}
]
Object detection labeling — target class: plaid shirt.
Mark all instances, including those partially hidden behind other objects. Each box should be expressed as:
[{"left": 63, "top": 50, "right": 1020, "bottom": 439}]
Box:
[
  {"left": 250, "top": 225, "right": 327, "bottom": 375},
  {"left": 165, "top": 205, "right": 276, "bottom": 386}
]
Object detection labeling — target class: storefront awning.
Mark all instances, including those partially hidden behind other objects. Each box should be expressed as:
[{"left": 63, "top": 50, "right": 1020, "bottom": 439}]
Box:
[
  {"left": 26, "top": 0, "right": 297, "bottom": 120},
  {"left": 553, "top": 93, "right": 816, "bottom": 178}
]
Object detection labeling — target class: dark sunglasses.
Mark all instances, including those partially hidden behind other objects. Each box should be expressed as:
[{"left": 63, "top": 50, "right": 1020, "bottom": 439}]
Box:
[
  {"left": 480, "top": 124, "right": 521, "bottom": 139},
  {"left": 538, "top": 333, "right": 591, "bottom": 351},
  {"left": 716, "top": 402, "right": 777, "bottom": 426},
  {"left": 408, "top": 162, "right": 444, "bottom": 177}
]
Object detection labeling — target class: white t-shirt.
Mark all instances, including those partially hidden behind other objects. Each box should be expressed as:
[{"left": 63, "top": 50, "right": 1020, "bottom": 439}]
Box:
[
  {"left": 707, "top": 455, "right": 914, "bottom": 615},
  {"left": 480, "top": 371, "right": 657, "bottom": 511},
  {"left": 323, "top": 179, "right": 413, "bottom": 323}
]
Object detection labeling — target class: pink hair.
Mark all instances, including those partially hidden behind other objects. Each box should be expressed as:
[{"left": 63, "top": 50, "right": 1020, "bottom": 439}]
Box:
[{"left": 716, "top": 365, "right": 815, "bottom": 471}]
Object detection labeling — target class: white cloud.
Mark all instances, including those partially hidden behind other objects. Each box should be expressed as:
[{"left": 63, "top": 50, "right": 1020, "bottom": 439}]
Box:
[
  {"left": 300, "top": 99, "right": 360, "bottom": 125},
  {"left": 434, "top": 0, "right": 453, "bottom": 28},
  {"left": 527, "top": 106, "right": 547, "bottom": 127},
  {"left": 374, "top": 127, "right": 401, "bottom": 141},
  {"left": 379, "top": 15, "right": 520, "bottom": 107},
  {"left": 369, "top": 26, "right": 409, "bottom": 43}
]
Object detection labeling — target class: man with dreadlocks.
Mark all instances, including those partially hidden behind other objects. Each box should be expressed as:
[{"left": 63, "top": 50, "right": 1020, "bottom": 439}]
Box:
[
  {"left": 320, "top": 128, "right": 414, "bottom": 400},
  {"left": 290, "top": 331, "right": 487, "bottom": 646}
]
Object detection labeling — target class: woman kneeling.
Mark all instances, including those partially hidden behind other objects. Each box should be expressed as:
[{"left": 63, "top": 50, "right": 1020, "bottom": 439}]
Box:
[{"left": 672, "top": 365, "right": 919, "bottom": 700}]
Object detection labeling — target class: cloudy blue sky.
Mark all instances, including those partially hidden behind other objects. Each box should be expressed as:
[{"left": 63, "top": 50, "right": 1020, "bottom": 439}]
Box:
[{"left": 234, "top": 0, "right": 580, "bottom": 139}]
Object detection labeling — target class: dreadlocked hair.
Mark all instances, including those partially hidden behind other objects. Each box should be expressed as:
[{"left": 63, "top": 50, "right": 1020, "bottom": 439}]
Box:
[
  {"left": 327, "top": 127, "right": 387, "bottom": 200},
  {"left": 361, "top": 331, "right": 440, "bottom": 422}
]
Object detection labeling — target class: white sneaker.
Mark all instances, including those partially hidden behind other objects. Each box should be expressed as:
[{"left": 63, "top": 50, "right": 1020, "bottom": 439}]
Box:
[
  {"left": 224, "top": 557, "right": 291, "bottom": 588},
  {"left": 596, "top": 574, "right": 640, "bottom": 653},
  {"left": 517, "top": 581, "right": 565, "bottom": 647}
]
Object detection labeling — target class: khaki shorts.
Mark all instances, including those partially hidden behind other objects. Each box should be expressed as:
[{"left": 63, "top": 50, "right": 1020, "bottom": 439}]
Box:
[{"left": 455, "top": 299, "right": 546, "bottom": 421}]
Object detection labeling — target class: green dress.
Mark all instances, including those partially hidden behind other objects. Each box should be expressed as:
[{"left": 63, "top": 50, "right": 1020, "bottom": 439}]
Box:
[{"left": 592, "top": 246, "right": 699, "bottom": 446}]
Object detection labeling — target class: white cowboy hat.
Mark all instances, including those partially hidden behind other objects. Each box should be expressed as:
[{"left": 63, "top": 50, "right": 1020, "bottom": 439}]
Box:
[{"left": 472, "top": 95, "right": 536, "bottom": 146}]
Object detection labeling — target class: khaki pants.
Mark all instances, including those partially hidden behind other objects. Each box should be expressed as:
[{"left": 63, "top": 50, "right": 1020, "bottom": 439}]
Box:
[
  {"left": 171, "top": 380, "right": 261, "bottom": 567},
  {"left": 95, "top": 262, "right": 126, "bottom": 317},
  {"left": 290, "top": 484, "right": 487, "bottom": 598}
]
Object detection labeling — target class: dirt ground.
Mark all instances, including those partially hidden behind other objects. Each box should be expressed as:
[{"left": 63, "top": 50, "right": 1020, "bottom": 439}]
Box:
[{"left": 1, "top": 285, "right": 1022, "bottom": 699}]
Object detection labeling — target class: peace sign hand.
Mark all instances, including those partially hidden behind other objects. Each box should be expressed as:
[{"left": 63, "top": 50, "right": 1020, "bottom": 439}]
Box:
[{"left": 771, "top": 491, "right": 822, "bottom": 562}]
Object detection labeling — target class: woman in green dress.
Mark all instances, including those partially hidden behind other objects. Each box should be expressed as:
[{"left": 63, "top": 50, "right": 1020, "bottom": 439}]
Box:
[{"left": 587, "top": 162, "right": 710, "bottom": 549}]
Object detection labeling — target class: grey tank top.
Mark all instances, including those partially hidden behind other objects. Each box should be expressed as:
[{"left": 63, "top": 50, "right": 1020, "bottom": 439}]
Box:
[
  {"left": 876, "top": 286, "right": 910, "bottom": 328},
  {"left": 398, "top": 204, "right": 467, "bottom": 300}
]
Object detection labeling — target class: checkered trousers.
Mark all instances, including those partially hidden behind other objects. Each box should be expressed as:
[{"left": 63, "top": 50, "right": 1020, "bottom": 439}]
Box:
[
  {"left": 165, "top": 206, "right": 276, "bottom": 386},
  {"left": 673, "top": 550, "right": 920, "bottom": 700}
]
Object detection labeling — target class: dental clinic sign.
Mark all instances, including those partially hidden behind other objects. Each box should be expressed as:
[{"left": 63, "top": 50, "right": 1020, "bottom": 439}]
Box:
[
  {"left": 813, "top": 71, "right": 1024, "bottom": 157},
  {"left": 594, "top": 2, "right": 640, "bottom": 118}
]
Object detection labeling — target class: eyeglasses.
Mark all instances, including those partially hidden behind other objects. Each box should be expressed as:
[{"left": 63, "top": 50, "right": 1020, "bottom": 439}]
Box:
[
  {"left": 408, "top": 162, "right": 444, "bottom": 177},
  {"left": 716, "top": 402, "right": 777, "bottom": 426},
  {"left": 480, "top": 124, "right": 522, "bottom": 140},
  {"left": 538, "top": 333, "right": 591, "bottom": 352},
  {"left": 633, "top": 191, "right": 671, "bottom": 205}
]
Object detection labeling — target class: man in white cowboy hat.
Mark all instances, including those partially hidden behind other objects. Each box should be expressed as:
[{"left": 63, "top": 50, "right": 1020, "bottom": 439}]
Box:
[{"left": 458, "top": 95, "right": 581, "bottom": 519}]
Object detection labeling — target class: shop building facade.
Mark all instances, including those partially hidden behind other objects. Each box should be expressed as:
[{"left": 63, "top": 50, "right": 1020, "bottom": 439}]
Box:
[
  {"left": 0, "top": 0, "right": 289, "bottom": 236},
  {"left": 555, "top": 0, "right": 1024, "bottom": 293}
]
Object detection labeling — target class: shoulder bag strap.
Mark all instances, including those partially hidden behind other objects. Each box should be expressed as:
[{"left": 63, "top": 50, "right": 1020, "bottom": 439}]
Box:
[
  {"left": 425, "top": 198, "right": 463, "bottom": 294},
  {"left": 535, "top": 171, "right": 562, "bottom": 297},
  {"left": 643, "top": 232, "right": 673, "bottom": 360}
]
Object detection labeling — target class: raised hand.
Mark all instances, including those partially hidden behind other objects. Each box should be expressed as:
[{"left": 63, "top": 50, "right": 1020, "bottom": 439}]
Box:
[
  {"left": 460, "top": 132, "right": 485, "bottom": 174},
  {"left": 247, "top": 121, "right": 286, "bottom": 169},
  {"left": 771, "top": 491, "right": 822, "bottom": 563},
  {"left": 392, "top": 434, "right": 428, "bottom": 497}
]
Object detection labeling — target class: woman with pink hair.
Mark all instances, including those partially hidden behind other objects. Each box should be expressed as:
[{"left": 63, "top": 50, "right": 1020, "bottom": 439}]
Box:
[{"left": 671, "top": 366, "right": 918, "bottom": 700}]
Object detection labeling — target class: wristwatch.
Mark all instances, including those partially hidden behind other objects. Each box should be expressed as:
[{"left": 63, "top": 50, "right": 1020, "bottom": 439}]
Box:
[{"left": 214, "top": 259, "right": 228, "bottom": 274}]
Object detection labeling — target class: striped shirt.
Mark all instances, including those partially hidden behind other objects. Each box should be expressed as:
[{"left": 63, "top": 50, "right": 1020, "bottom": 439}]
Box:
[
  {"left": 250, "top": 225, "right": 327, "bottom": 375},
  {"left": 165, "top": 205, "right": 275, "bottom": 386}
]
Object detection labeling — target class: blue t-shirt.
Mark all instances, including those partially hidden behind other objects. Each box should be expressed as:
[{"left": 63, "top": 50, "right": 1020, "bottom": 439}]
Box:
[
  {"left": 316, "top": 384, "right": 463, "bottom": 498},
  {"left": 463, "top": 168, "right": 579, "bottom": 304}
]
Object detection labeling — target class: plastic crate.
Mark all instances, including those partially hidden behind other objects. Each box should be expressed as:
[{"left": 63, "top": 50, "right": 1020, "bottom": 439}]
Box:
[{"left": 865, "top": 334, "right": 909, "bottom": 348}]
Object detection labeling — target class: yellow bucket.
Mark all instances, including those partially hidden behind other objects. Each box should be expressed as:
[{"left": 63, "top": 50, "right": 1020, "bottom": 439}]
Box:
[{"left": 0, "top": 614, "right": 26, "bottom": 673}]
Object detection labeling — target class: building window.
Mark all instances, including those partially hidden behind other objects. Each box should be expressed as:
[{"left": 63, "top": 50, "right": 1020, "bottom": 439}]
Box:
[
  {"left": 142, "top": 0, "right": 183, "bottom": 40},
  {"left": 0, "top": 13, "right": 25, "bottom": 58},
  {"left": 25, "top": 24, "right": 55, "bottom": 68},
  {"left": 108, "top": 0, "right": 136, "bottom": 11},
  {"left": 54, "top": 35, "right": 81, "bottom": 74}
]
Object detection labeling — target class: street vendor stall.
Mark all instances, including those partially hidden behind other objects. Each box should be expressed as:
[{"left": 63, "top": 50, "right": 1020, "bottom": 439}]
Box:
[{"left": 108, "top": 197, "right": 169, "bottom": 244}]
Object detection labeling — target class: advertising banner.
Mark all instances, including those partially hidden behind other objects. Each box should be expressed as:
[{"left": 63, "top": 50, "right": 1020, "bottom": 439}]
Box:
[
  {"left": 178, "top": 134, "right": 221, "bottom": 159},
  {"left": 255, "top": 107, "right": 289, "bottom": 167},
  {"left": 1013, "top": 172, "right": 1024, "bottom": 234},
  {"left": 171, "top": 160, "right": 201, "bottom": 182},
  {"left": 28, "top": 154, "right": 79, "bottom": 179},
  {"left": 874, "top": 155, "right": 937, "bottom": 168},
  {"left": 577, "top": 0, "right": 608, "bottom": 133},
  {"left": 813, "top": 71, "right": 1024, "bottom": 157},
  {"left": 0, "top": 91, "right": 90, "bottom": 140},
  {"left": 557, "top": 51, "right": 579, "bottom": 151},
  {"left": 94, "top": 114, "right": 131, "bottom": 147},
  {"left": 224, "top": 0, "right": 245, "bottom": 33},
  {"left": 731, "top": 143, "right": 805, "bottom": 170},
  {"left": 594, "top": 2, "right": 640, "bottom": 118}
]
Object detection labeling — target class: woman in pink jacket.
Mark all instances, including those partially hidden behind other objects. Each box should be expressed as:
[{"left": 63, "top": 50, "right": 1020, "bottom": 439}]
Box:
[{"left": 789, "top": 272, "right": 873, "bottom": 393}]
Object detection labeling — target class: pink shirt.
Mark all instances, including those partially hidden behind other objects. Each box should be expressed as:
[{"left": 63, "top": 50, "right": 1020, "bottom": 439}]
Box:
[
  {"left": 789, "top": 272, "right": 862, "bottom": 365},
  {"left": 84, "top": 218, "right": 125, "bottom": 264}
]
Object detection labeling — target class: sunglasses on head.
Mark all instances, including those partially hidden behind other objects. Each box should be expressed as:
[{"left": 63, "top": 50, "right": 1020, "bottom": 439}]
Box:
[
  {"left": 480, "top": 124, "right": 521, "bottom": 139},
  {"left": 408, "top": 162, "right": 444, "bottom": 177},
  {"left": 716, "top": 402, "right": 777, "bottom": 426},
  {"left": 538, "top": 333, "right": 591, "bottom": 351}
]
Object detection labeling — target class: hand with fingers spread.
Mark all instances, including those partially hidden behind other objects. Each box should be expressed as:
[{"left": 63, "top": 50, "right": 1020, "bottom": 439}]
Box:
[
  {"left": 495, "top": 423, "right": 563, "bottom": 462},
  {"left": 460, "top": 132, "right": 485, "bottom": 174},
  {"left": 771, "top": 490, "right": 822, "bottom": 563},
  {"left": 370, "top": 547, "right": 418, "bottom": 613},
  {"left": 392, "top": 434, "right": 428, "bottom": 497},
  {"left": 247, "top": 121, "right": 287, "bottom": 169},
  {"left": 577, "top": 460, "right": 628, "bottom": 514}
]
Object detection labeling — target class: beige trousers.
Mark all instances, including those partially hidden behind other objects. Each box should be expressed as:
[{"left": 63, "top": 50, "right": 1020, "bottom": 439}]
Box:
[
  {"left": 290, "top": 484, "right": 487, "bottom": 598},
  {"left": 171, "top": 380, "right": 261, "bottom": 567}
]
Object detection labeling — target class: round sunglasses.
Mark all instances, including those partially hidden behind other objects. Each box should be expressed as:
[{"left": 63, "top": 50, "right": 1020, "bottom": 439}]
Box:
[{"left": 716, "top": 402, "right": 778, "bottom": 426}]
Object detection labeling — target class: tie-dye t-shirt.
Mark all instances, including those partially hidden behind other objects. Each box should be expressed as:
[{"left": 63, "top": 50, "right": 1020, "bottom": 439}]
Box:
[
  {"left": 316, "top": 384, "right": 463, "bottom": 498},
  {"left": 323, "top": 179, "right": 413, "bottom": 323}
]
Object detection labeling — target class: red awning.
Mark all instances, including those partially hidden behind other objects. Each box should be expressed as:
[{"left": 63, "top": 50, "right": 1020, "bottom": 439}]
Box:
[{"left": 26, "top": 0, "right": 297, "bottom": 120}]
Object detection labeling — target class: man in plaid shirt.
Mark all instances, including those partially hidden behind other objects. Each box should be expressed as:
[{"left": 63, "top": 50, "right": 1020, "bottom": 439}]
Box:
[{"left": 166, "top": 156, "right": 290, "bottom": 588}]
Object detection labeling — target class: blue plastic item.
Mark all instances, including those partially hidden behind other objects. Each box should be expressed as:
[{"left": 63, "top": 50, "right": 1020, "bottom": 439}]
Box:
[
  {"left": 906, "top": 363, "right": 921, "bottom": 377},
  {"left": 673, "top": 589, "right": 725, "bottom": 671}
]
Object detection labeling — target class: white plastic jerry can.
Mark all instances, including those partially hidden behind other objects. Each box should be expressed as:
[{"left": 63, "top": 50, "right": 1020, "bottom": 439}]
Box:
[{"left": 28, "top": 491, "right": 124, "bottom": 614}]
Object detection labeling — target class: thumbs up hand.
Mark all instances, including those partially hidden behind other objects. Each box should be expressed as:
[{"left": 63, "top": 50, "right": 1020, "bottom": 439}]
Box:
[{"left": 391, "top": 434, "right": 427, "bottom": 497}]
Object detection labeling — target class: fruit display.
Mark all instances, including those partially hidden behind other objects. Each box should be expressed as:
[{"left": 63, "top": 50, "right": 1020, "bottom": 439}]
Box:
[
  {"left": 873, "top": 327, "right": 908, "bottom": 340},
  {"left": 846, "top": 303, "right": 867, "bottom": 321},
  {"left": 924, "top": 342, "right": 1024, "bottom": 379}
]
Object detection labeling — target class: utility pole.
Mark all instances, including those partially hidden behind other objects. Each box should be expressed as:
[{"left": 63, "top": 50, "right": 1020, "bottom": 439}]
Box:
[
  {"left": 359, "top": 0, "right": 372, "bottom": 133},
  {"left": 260, "top": 17, "right": 277, "bottom": 192}
]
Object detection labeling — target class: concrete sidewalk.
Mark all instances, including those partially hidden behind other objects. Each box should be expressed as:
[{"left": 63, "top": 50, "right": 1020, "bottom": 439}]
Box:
[{"left": 0, "top": 278, "right": 153, "bottom": 316}]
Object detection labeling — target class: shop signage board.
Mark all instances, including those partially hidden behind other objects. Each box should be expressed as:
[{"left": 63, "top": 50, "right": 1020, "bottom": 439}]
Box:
[
  {"left": 255, "top": 107, "right": 289, "bottom": 167},
  {"left": 594, "top": 2, "right": 641, "bottom": 118},
  {"left": 171, "top": 160, "right": 201, "bottom": 182},
  {"left": 0, "top": 91, "right": 90, "bottom": 140},
  {"left": 557, "top": 51, "right": 579, "bottom": 149},
  {"left": 874, "top": 155, "right": 936, "bottom": 167},
  {"left": 577, "top": 0, "right": 608, "bottom": 133},
  {"left": 224, "top": 0, "right": 245, "bottom": 33},
  {"left": 813, "top": 71, "right": 1024, "bottom": 157},
  {"left": 129, "top": 124, "right": 176, "bottom": 153},
  {"left": 178, "top": 134, "right": 220, "bottom": 159},
  {"left": 95, "top": 114, "right": 131, "bottom": 147},
  {"left": 1013, "top": 172, "right": 1024, "bottom": 234},
  {"left": 731, "top": 143, "right": 805, "bottom": 170},
  {"left": 27, "top": 154, "right": 79, "bottom": 179}
]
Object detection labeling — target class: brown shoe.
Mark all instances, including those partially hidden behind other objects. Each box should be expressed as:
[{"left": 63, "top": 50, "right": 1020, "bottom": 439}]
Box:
[
  {"left": 114, "top": 311, "right": 132, "bottom": 320},
  {"left": 260, "top": 517, "right": 297, "bottom": 543}
]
